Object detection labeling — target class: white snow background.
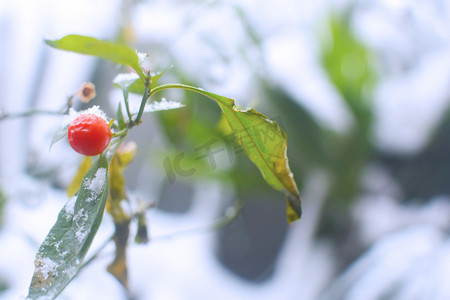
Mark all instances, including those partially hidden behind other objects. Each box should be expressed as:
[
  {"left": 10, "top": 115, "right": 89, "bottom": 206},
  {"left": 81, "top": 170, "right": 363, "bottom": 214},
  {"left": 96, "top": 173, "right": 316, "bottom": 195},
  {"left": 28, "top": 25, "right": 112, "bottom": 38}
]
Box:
[{"left": 1, "top": 0, "right": 450, "bottom": 299}]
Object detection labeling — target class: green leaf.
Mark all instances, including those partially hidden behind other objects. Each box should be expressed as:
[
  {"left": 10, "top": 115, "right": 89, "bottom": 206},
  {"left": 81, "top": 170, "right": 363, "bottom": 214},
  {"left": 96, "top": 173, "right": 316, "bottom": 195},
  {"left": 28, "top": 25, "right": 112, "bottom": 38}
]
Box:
[
  {"left": 49, "top": 122, "right": 69, "bottom": 151},
  {"left": 151, "top": 84, "right": 301, "bottom": 222},
  {"left": 27, "top": 155, "right": 109, "bottom": 300},
  {"left": 128, "top": 65, "right": 172, "bottom": 94},
  {"left": 45, "top": 35, "right": 145, "bottom": 78},
  {"left": 320, "top": 14, "right": 376, "bottom": 117}
]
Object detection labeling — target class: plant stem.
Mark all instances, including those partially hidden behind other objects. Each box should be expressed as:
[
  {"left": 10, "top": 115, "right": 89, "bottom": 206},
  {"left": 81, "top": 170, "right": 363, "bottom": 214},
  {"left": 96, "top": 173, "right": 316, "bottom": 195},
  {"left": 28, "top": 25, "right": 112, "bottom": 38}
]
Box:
[
  {"left": 122, "top": 88, "right": 133, "bottom": 122},
  {"left": 150, "top": 83, "right": 206, "bottom": 98},
  {"left": 130, "top": 78, "right": 150, "bottom": 128},
  {"left": 151, "top": 198, "right": 244, "bottom": 242},
  {"left": 112, "top": 128, "right": 128, "bottom": 138},
  {"left": 0, "top": 109, "right": 65, "bottom": 122}
]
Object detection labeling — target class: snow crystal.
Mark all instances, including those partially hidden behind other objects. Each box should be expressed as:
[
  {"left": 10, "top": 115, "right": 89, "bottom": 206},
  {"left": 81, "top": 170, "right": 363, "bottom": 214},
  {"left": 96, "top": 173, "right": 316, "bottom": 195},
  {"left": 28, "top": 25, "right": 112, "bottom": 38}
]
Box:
[
  {"left": 82, "top": 105, "right": 108, "bottom": 121},
  {"left": 84, "top": 168, "right": 106, "bottom": 202},
  {"left": 136, "top": 51, "right": 148, "bottom": 62},
  {"left": 113, "top": 72, "right": 140, "bottom": 88},
  {"left": 63, "top": 105, "right": 108, "bottom": 128},
  {"left": 136, "top": 51, "right": 151, "bottom": 72},
  {"left": 73, "top": 208, "right": 90, "bottom": 242},
  {"left": 75, "top": 227, "right": 89, "bottom": 242},
  {"left": 63, "top": 196, "right": 76, "bottom": 217},
  {"left": 144, "top": 98, "right": 184, "bottom": 112},
  {"left": 36, "top": 257, "right": 58, "bottom": 280}
]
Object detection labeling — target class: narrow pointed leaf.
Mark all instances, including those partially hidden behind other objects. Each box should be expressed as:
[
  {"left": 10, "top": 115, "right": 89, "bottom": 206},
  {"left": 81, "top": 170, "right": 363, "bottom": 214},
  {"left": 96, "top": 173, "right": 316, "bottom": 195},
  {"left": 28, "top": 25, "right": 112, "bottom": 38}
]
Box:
[
  {"left": 27, "top": 155, "right": 109, "bottom": 299},
  {"left": 45, "top": 35, "right": 145, "bottom": 78},
  {"left": 49, "top": 123, "right": 69, "bottom": 151},
  {"left": 152, "top": 84, "right": 301, "bottom": 222}
]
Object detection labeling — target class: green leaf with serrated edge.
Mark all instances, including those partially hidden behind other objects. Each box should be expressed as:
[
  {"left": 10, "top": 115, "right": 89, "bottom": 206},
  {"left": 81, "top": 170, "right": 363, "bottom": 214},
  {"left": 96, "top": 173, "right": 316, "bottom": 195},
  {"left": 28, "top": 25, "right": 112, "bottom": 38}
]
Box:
[
  {"left": 49, "top": 122, "right": 69, "bottom": 151},
  {"left": 151, "top": 84, "right": 301, "bottom": 222},
  {"left": 45, "top": 35, "right": 145, "bottom": 78},
  {"left": 27, "top": 155, "right": 109, "bottom": 300}
]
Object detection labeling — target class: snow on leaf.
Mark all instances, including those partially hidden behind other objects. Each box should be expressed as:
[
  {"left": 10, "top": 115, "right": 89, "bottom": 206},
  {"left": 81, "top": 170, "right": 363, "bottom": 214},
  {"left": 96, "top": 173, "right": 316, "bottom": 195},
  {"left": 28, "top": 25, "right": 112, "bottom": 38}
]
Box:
[
  {"left": 113, "top": 73, "right": 140, "bottom": 90},
  {"left": 27, "top": 156, "right": 109, "bottom": 300},
  {"left": 63, "top": 196, "right": 76, "bottom": 218},
  {"left": 144, "top": 98, "right": 184, "bottom": 112},
  {"left": 83, "top": 167, "right": 107, "bottom": 202}
]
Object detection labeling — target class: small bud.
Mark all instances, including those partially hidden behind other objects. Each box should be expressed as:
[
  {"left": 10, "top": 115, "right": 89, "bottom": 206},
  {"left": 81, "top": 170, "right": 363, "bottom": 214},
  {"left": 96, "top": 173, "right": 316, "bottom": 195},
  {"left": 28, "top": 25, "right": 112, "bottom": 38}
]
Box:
[{"left": 77, "top": 82, "right": 96, "bottom": 103}]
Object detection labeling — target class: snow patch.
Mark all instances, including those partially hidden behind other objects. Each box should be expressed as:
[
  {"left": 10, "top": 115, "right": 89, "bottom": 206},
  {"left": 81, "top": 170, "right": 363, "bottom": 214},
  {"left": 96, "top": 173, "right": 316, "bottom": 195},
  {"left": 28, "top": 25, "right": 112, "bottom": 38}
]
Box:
[
  {"left": 88, "top": 168, "right": 106, "bottom": 198},
  {"left": 63, "top": 106, "right": 108, "bottom": 128},
  {"left": 63, "top": 196, "right": 77, "bottom": 217},
  {"left": 145, "top": 98, "right": 184, "bottom": 112},
  {"left": 113, "top": 72, "right": 140, "bottom": 89},
  {"left": 83, "top": 167, "right": 106, "bottom": 202},
  {"left": 35, "top": 257, "right": 58, "bottom": 280}
]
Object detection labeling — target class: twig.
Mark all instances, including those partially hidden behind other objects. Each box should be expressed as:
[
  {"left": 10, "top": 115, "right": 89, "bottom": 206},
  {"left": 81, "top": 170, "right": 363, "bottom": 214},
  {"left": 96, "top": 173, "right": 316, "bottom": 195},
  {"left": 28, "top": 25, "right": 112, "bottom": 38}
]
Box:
[
  {"left": 151, "top": 198, "right": 245, "bottom": 242},
  {"left": 0, "top": 109, "right": 65, "bottom": 122}
]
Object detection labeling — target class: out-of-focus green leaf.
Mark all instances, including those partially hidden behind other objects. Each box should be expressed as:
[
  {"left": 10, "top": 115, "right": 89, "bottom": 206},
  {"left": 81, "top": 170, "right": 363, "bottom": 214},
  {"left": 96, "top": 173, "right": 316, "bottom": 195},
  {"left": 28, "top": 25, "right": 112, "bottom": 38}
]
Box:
[
  {"left": 105, "top": 142, "right": 136, "bottom": 288},
  {"left": 107, "top": 142, "right": 136, "bottom": 221},
  {"left": 320, "top": 15, "right": 376, "bottom": 126},
  {"left": 263, "top": 85, "right": 332, "bottom": 171},
  {"left": 107, "top": 220, "right": 130, "bottom": 288},
  {"left": 320, "top": 14, "right": 376, "bottom": 206},
  {"left": 27, "top": 155, "right": 109, "bottom": 300},
  {"left": 49, "top": 122, "right": 69, "bottom": 151},
  {"left": 45, "top": 35, "right": 145, "bottom": 78},
  {"left": 152, "top": 84, "right": 301, "bottom": 222},
  {"left": 67, "top": 157, "right": 92, "bottom": 198}
]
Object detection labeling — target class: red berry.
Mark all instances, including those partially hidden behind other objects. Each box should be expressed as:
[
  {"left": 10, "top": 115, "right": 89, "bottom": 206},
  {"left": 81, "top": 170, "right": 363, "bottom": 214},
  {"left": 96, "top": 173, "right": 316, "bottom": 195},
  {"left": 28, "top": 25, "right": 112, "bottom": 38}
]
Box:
[{"left": 68, "top": 114, "right": 112, "bottom": 156}]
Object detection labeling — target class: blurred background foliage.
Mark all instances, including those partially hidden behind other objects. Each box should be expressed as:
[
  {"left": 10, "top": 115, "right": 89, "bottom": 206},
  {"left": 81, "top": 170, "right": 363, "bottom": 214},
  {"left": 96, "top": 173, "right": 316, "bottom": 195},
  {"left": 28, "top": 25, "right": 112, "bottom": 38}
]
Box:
[{"left": 2, "top": 0, "right": 450, "bottom": 299}]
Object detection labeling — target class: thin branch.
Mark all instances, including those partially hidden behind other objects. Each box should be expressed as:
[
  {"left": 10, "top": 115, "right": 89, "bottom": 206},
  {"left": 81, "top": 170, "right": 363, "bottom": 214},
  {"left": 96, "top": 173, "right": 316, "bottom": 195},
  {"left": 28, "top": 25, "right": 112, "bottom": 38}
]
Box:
[
  {"left": 151, "top": 198, "right": 245, "bottom": 242},
  {"left": 131, "top": 78, "right": 150, "bottom": 127},
  {"left": 0, "top": 109, "right": 65, "bottom": 122}
]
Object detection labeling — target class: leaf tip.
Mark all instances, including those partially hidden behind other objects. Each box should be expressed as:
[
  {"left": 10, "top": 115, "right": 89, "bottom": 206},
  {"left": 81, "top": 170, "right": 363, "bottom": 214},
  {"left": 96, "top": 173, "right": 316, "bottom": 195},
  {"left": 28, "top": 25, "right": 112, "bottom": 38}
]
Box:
[{"left": 286, "top": 193, "right": 302, "bottom": 223}]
